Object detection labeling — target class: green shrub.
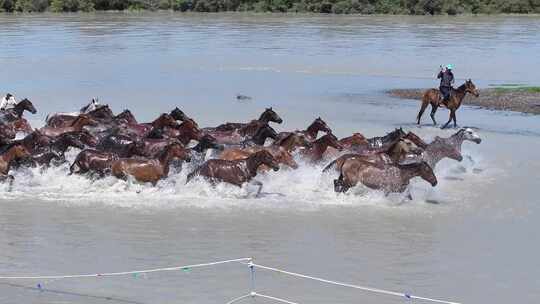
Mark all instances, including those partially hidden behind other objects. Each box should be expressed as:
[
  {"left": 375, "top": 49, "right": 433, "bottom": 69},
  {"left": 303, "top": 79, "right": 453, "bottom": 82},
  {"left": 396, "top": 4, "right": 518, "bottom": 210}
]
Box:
[
  {"left": 14, "top": 0, "right": 49, "bottom": 11},
  {"left": 0, "top": 0, "right": 16, "bottom": 11}
]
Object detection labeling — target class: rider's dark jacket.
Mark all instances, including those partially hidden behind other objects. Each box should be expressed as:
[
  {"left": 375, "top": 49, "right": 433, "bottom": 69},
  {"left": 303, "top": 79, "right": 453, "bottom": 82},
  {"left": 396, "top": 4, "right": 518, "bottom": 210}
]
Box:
[{"left": 437, "top": 70, "right": 454, "bottom": 88}]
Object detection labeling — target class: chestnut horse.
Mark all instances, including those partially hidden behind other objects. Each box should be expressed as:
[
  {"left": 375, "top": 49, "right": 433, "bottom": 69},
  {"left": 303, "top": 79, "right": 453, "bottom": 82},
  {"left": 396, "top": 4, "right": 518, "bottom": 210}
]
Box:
[
  {"left": 0, "top": 143, "right": 30, "bottom": 180},
  {"left": 417, "top": 79, "right": 479, "bottom": 129},
  {"left": 277, "top": 117, "right": 332, "bottom": 142},
  {"left": 301, "top": 133, "right": 344, "bottom": 163},
  {"left": 111, "top": 143, "right": 191, "bottom": 185}
]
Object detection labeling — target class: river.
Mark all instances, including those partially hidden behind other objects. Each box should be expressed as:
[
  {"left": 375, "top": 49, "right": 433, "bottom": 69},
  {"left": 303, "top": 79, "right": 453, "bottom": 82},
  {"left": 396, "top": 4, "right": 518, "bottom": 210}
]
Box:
[{"left": 0, "top": 12, "right": 539, "bottom": 304}]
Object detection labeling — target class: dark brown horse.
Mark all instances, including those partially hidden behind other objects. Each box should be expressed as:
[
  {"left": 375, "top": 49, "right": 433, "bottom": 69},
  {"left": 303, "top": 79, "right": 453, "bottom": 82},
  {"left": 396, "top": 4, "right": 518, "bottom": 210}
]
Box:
[
  {"left": 210, "top": 107, "right": 283, "bottom": 134},
  {"left": 301, "top": 133, "right": 344, "bottom": 162},
  {"left": 323, "top": 138, "right": 424, "bottom": 173},
  {"left": 111, "top": 143, "right": 191, "bottom": 185},
  {"left": 270, "top": 132, "right": 313, "bottom": 153},
  {"left": 0, "top": 124, "right": 16, "bottom": 145},
  {"left": 0, "top": 98, "right": 37, "bottom": 120},
  {"left": 277, "top": 117, "right": 332, "bottom": 142},
  {"left": 186, "top": 150, "right": 279, "bottom": 196},
  {"left": 333, "top": 159, "right": 437, "bottom": 196},
  {"left": 40, "top": 115, "right": 98, "bottom": 137},
  {"left": 46, "top": 105, "right": 114, "bottom": 128},
  {"left": 170, "top": 107, "right": 190, "bottom": 122},
  {"left": 417, "top": 79, "right": 479, "bottom": 129},
  {"left": 17, "top": 132, "right": 86, "bottom": 168},
  {"left": 114, "top": 109, "right": 138, "bottom": 125}
]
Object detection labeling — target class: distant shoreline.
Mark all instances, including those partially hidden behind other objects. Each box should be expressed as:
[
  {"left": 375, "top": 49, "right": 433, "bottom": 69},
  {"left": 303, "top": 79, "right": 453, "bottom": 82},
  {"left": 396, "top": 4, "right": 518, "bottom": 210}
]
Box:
[{"left": 387, "top": 87, "right": 540, "bottom": 115}]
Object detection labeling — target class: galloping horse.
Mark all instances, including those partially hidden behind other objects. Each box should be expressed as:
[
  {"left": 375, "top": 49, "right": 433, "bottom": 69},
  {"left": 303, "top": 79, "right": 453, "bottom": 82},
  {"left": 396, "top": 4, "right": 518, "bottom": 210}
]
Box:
[{"left": 417, "top": 79, "right": 479, "bottom": 129}]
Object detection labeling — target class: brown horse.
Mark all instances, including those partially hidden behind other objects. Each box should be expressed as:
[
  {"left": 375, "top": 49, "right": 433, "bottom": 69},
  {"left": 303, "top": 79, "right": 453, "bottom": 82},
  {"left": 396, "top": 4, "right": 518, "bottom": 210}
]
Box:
[
  {"left": 186, "top": 150, "right": 279, "bottom": 196},
  {"left": 0, "top": 124, "right": 16, "bottom": 145},
  {"left": 210, "top": 107, "right": 283, "bottom": 134},
  {"left": 333, "top": 159, "right": 437, "bottom": 196},
  {"left": 219, "top": 146, "right": 298, "bottom": 172},
  {"left": 0, "top": 143, "right": 30, "bottom": 178},
  {"left": 46, "top": 105, "right": 114, "bottom": 128},
  {"left": 111, "top": 143, "right": 191, "bottom": 185},
  {"left": 114, "top": 109, "right": 138, "bottom": 125},
  {"left": 301, "top": 133, "right": 344, "bottom": 163},
  {"left": 277, "top": 117, "right": 332, "bottom": 142},
  {"left": 40, "top": 115, "right": 98, "bottom": 137},
  {"left": 0, "top": 98, "right": 37, "bottom": 120},
  {"left": 417, "top": 79, "right": 479, "bottom": 129},
  {"left": 420, "top": 128, "right": 481, "bottom": 169},
  {"left": 323, "top": 138, "right": 424, "bottom": 173},
  {"left": 270, "top": 132, "right": 313, "bottom": 153}
]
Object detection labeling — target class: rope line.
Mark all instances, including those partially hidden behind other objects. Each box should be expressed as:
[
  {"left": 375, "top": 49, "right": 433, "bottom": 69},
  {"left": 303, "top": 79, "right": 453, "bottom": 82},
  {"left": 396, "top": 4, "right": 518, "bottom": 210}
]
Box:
[
  {"left": 251, "top": 263, "right": 461, "bottom": 304},
  {"left": 0, "top": 258, "right": 251, "bottom": 280},
  {"left": 253, "top": 292, "right": 300, "bottom": 304}
]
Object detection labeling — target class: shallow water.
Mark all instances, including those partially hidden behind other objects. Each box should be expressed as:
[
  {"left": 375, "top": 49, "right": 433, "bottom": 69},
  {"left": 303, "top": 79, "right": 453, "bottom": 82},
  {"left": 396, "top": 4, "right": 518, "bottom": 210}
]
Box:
[{"left": 1, "top": 13, "right": 540, "bottom": 304}]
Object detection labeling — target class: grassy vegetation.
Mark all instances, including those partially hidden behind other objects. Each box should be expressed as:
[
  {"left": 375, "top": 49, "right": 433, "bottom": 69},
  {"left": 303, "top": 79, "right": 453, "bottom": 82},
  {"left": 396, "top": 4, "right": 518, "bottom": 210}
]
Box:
[
  {"left": 1, "top": 0, "right": 540, "bottom": 13},
  {"left": 493, "top": 86, "right": 540, "bottom": 93}
]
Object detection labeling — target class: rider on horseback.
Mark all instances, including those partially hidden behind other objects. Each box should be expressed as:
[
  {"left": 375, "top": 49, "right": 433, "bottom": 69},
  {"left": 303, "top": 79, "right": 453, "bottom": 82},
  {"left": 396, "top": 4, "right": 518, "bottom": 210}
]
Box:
[
  {"left": 437, "top": 64, "right": 454, "bottom": 105},
  {"left": 0, "top": 93, "right": 17, "bottom": 111}
]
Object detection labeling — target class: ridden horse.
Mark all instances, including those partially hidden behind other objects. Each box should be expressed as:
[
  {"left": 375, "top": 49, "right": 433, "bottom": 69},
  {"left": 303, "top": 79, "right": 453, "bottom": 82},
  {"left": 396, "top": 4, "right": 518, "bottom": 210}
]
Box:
[
  {"left": 277, "top": 117, "right": 332, "bottom": 142},
  {"left": 40, "top": 115, "right": 98, "bottom": 137},
  {"left": 186, "top": 150, "right": 280, "bottom": 196},
  {"left": 417, "top": 79, "right": 479, "bottom": 129},
  {"left": 323, "top": 138, "right": 424, "bottom": 173},
  {"left": 0, "top": 98, "right": 37, "bottom": 120},
  {"left": 211, "top": 107, "right": 283, "bottom": 134},
  {"left": 301, "top": 133, "right": 344, "bottom": 163},
  {"left": 111, "top": 143, "right": 191, "bottom": 185},
  {"left": 333, "top": 159, "right": 437, "bottom": 197}
]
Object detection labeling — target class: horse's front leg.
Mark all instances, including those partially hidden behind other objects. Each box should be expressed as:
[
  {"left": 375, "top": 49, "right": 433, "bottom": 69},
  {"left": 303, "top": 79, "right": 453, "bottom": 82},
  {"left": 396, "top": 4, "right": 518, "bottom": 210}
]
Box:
[
  {"left": 441, "top": 111, "right": 453, "bottom": 129},
  {"left": 430, "top": 104, "right": 439, "bottom": 125},
  {"left": 251, "top": 180, "right": 264, "bottom": 197}
]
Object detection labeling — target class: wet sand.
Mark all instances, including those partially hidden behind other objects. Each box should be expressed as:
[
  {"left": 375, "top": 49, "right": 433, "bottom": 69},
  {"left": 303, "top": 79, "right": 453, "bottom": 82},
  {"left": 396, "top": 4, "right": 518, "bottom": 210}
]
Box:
[{"left": 387, "top": 88, "right": 540, "bottom": 115}]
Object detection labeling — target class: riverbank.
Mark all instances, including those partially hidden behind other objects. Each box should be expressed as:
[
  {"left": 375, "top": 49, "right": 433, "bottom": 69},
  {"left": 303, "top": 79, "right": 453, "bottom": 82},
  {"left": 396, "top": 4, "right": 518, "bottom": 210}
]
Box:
[
  {"left": 388, "top": 87, "right": 540, "bottom": 115},
  {"left": 2, "top": 0, "right": 539, "bottom": 14}
]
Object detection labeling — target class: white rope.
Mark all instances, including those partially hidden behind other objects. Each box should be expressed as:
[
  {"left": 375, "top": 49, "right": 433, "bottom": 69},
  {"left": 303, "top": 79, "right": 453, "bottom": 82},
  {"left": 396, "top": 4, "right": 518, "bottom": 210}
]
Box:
[
  {"left": 225, "top": 293, "right": 252, "bottom": 304},
  {"left": 0, "top": 258, "right": 251, "bottom": 280},
  {"left": 254, "top": 292, "right": 300, "bottom": 304},
  {"left": 251, "top": 263, "right": 461, "bottom": 304}
]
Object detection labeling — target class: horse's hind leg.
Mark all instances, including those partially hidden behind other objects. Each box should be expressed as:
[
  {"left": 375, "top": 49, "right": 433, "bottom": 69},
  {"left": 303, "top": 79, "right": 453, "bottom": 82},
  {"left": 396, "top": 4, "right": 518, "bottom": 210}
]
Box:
[
  {"left": 451, "top": 110, "right": 457, "bottom": 128},
  {"left": 430, "top": 104, "right": 439, "bottom": 125},
  {"left": 251, "top": 180, "right": 263, "bottom": 197},
  {"left": 416, "top": 101, "right": 428, "bottom": 125}
]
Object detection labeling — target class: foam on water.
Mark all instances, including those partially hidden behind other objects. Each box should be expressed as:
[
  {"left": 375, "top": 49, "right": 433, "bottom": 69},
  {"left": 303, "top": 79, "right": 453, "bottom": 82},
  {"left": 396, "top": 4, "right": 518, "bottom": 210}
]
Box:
[{"left": 0, "top": 142, "right": 492, "bottom": 211}]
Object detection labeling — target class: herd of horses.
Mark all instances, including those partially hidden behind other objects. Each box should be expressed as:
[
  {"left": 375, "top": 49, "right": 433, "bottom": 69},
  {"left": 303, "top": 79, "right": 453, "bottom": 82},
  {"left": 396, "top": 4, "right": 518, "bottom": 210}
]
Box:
[{"left": 0, "top": 96, "right": 482, "bottom": 199}]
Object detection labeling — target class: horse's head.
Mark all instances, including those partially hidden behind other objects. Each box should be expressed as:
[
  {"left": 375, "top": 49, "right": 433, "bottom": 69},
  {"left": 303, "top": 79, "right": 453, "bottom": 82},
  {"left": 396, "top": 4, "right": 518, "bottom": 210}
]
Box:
[
  {"left": 178, "top": 118, "right": 203, "bottom": 143},
  {"left": 153, "top": 113, "right": 178, "bottom": 129},
  {"left": 277, "top": 150, "right": 298, "bottom": 169},
  {"left": 455, "top": 128, "right": 482, "bottom": 144},
  {"left": 170, "top": 107, "right": 189, "bottom": 122},
  {"left": 417, "top": 161, "right": 438, "bottom": 187},
  {"left": 254, "top": 124, "right": 278, "bottom": 142},
  {"left": 115, "top": 109, "right": 138, "bottom": 125},
  {"left": 167, "top": 142, "right": 191, "bottom": 162},
  {"left": 465, "top": 79, "right": 479, "bottom": 97},
  {"left": 320, "top": 133, "right": 343, "bottom": 151},
  {"left": 393, "top": 138, "right": 423, "bottom": 156},
  {"left": 17, "top": 98, "right": 37, "bottom": 114},
  {"left": 253, "top": 150, "right": 280, "bottom": 171},
  {"left": 260, "top": 107, "right": 283, "bottom": 124},
  {"left": 404, "top": 131, "right": 428, "bottom": 149},
  {"left": 433, "top": 137, "right": 463, "bottom": 162},
  {"left": 311, "top": 117, "right": 332, "bottom": 134}
]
